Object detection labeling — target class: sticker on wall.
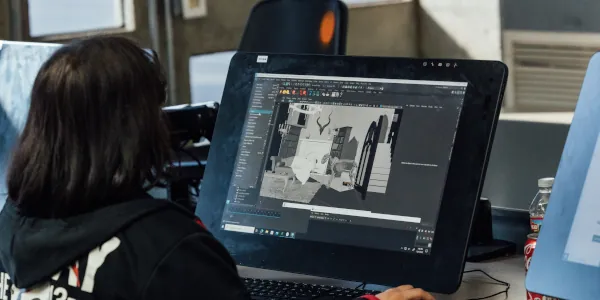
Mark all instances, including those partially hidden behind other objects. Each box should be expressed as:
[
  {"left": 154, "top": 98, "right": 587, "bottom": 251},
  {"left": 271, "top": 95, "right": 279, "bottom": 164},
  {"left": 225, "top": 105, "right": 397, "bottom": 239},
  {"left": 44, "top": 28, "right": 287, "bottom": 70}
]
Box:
[{"left": 257, "top": 55, "right": 269, "bottom": 63}]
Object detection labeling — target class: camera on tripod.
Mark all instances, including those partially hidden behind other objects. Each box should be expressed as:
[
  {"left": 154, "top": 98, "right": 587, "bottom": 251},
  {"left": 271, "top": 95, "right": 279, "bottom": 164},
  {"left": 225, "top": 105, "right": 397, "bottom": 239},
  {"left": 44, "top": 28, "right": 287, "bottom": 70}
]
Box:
[{"left": 162, "top": 102, "right": 219, "bottom": 210}]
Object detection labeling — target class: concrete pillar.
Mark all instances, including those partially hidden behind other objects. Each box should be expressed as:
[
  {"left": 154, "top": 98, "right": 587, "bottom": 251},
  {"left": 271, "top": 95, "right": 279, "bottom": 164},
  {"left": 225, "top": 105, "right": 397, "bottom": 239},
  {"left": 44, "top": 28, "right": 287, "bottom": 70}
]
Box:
[
  {"left": 418, "top": 0, "right": 501, "bottom": 60},
  {"left": 346, "top": 1, "right": 418, "bottom": 57},
  {"left": 0, "top": 0, "right": 9, "bottom": 39}
]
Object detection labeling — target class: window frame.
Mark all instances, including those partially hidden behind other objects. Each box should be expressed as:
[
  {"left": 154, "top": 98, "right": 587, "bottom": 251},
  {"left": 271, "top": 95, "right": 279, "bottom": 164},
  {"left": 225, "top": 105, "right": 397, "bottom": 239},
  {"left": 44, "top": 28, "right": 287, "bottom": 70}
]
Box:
[{"left": 24, "top": 0, "right": 136, "bottom": 41}]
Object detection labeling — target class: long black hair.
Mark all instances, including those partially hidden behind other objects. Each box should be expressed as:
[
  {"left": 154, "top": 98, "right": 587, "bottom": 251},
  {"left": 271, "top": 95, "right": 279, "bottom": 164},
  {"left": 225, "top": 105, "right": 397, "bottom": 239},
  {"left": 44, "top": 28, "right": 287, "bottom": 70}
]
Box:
[{"left": 7, "top": 36, "right": 171, "bottom": 218}]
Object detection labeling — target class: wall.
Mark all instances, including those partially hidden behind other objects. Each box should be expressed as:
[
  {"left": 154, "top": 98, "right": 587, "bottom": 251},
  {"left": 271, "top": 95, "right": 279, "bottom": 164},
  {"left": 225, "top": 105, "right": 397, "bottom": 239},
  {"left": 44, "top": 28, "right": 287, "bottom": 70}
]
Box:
[
  {"left": 501, "top": 0, "right": 600, "bottom": 32},
  {"left": 345, "top": 1, "right": 418, "bottom": 57},
  {"left": 419, "top": 0, "right": 501, "bottom": 60}
]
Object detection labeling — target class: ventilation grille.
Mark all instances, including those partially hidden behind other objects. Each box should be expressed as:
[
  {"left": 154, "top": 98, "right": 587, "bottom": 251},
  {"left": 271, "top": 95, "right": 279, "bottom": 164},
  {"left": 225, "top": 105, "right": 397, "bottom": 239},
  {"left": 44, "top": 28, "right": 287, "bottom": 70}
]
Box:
[{"left": 506, "top": 33, "right": 600, "bottom": 112}]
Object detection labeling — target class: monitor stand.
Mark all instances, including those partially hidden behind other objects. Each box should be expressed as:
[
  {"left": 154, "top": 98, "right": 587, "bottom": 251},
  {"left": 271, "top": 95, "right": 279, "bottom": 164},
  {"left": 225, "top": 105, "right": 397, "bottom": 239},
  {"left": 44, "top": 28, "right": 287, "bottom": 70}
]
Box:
[{"left": 466, "top": 198, "right": 516, "bottom": 262}]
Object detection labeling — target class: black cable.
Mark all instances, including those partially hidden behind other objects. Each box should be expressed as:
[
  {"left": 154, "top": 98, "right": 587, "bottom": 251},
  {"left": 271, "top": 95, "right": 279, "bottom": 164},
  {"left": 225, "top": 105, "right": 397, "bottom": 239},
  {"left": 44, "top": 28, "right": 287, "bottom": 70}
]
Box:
[
  {"left": 176, "top": 148, "right": 182, "bottom": 177},
  {"left": 463, "top": 269, "right": 510, "bottom": 300},
  {"left": 354, "top": 282, "right": 367, "bottom": 290},
  {"left": 179, "top": 140, "right": 190, "bottom": 149},
  {"left": 310, "top": 282, "right": 369, "bottom": 300},
  {"left": 179, "top": 143, "right": 204, "bottom": 170}
]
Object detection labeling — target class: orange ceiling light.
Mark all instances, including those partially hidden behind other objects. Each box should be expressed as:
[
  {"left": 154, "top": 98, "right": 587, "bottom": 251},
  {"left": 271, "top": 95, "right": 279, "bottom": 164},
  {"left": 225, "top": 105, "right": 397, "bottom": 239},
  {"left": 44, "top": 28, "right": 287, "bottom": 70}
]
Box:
[{"left": 320, "top": 11, "right": 336, "bottom": 46}]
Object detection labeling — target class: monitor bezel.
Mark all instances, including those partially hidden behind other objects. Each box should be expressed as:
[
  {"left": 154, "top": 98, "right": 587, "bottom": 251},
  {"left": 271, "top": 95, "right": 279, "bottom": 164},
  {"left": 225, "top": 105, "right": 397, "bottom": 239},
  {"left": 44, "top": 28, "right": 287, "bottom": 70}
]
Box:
[
  {"left": 196, "top": 53, "right": 507, "bottom": 294},
  {"left": 526, "top": 53, "right": 600, "bottom": 300}
]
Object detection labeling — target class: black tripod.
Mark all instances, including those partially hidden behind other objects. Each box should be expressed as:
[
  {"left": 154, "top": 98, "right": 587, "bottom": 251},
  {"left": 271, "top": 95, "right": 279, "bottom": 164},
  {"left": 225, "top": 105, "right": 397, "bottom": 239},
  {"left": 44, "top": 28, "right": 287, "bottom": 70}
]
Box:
[{"left": 163, "top": 102, "right": 218, "bottom": 212}]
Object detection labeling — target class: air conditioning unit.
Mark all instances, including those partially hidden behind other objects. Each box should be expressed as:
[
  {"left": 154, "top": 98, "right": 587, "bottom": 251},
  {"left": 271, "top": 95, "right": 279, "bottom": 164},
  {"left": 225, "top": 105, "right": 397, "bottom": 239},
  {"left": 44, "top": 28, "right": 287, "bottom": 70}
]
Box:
[{"left": 503, "top": 30, "right": 600, "bottom": 112}]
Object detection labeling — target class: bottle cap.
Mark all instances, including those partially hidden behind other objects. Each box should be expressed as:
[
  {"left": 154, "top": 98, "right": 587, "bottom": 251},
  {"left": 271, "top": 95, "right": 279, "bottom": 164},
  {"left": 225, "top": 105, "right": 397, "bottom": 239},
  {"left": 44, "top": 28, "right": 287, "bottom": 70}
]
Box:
[{"left": 538, "top": 177, "right": 554, "bottom": 188}]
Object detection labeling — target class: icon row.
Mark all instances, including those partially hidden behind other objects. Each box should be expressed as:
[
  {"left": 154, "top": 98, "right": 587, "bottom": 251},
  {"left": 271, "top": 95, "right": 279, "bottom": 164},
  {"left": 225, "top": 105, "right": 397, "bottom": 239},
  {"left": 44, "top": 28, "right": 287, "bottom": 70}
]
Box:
[
  {"left": 418, "top": 229, "right": 434, "bottom": 234},
  {"left": 279, "top": 89, "right": 308, "bottom": 96},
  {"left": 401, "top": 247, "right": 429, "bottom": 254},
  {"left": 407, "top": 105, "right": 441, "bottom": 109},
  {"left": 279, "top": 89, "right": 343, "bottom": 98},
  {"left": 255, "top": 228, "right": 295, "bottom": 238},
  {"left": 280, "top": 81, "right": 310, "bottom": 87},
  {"left": 423, "top": 62, "right": 458, "bottom": 68}
]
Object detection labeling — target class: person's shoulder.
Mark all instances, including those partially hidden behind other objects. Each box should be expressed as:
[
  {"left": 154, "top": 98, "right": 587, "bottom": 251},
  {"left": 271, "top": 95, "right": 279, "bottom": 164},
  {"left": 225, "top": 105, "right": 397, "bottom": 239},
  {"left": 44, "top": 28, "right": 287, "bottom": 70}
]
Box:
[
  {"left": 114, "top": 204, "right": 212, "bottom": 279},
  {"left": 122, "top": 203, "right": 209, "bottom": 252},
  {"left": 116, "top": 204, "right": 246, "bottom": 299}
]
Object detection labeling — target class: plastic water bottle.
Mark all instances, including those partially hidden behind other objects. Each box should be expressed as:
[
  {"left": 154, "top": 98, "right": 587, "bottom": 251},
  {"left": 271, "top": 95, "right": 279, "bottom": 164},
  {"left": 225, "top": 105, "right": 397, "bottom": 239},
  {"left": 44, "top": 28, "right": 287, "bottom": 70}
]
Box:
[{"left": 529, "top": 177, "right": 554, "bottom": 233}]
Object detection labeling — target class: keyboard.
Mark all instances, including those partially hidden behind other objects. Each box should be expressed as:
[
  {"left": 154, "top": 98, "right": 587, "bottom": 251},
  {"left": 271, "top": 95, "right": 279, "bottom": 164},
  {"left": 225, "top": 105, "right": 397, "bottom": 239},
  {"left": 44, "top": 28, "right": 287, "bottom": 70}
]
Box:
[{"left": 244, "top": 278, "right": 381, "bottom": 299}]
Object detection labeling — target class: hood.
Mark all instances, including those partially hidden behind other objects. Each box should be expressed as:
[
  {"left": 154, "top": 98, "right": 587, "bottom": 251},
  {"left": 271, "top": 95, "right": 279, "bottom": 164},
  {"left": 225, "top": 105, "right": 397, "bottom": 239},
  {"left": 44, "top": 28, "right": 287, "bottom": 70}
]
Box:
[{"left": 0, "top": 197, "right": 172, "bottom": 289}]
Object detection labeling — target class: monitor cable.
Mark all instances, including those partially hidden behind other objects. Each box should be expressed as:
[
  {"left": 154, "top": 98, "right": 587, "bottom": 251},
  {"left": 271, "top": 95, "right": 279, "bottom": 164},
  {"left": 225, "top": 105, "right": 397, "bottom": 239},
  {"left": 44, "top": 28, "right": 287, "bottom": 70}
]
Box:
[
  {"left": 307, "top": 282, "right": 371, "bottom": 300},
  {"left": 339, "top": 271, "right": 508, "bottom": 300},
  {"left": 178, "top": 145, "right": 203, "bottom": 197},
  {"left": 463, "top": 269, "right": 510, "bottom": 300},
  {"left": 166, "top": 139, "right": 205, "bottom": 210},
  {"left": 354, "top": 282, "right": 367, "bottom": 290}
]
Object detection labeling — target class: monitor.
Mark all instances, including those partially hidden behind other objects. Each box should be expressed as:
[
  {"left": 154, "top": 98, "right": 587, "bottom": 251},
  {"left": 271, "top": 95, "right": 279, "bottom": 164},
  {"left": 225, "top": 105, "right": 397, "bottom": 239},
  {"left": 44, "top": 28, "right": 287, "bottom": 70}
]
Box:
[
  {"left": 526, "top": 53, "right": 600, "bottom": 300},
  {"left": 0, "top": 41, "right": 159, "bottom": 208},
  {"left": 197, "top": 53, "right": 507, "bottom": 293},
  {"left": 0, "top": 41, "right": 61, "bottom": 208},
  {"left": 225, "top": 73, "right": 463, "bottom": 252}
]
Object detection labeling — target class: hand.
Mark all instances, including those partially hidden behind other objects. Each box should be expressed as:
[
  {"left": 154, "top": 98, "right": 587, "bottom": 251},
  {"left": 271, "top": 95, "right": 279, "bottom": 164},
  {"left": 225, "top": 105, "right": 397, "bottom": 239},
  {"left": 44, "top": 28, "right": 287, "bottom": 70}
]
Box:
[{"left": 375, "top": 285, "right": 435, "bottom": 300}]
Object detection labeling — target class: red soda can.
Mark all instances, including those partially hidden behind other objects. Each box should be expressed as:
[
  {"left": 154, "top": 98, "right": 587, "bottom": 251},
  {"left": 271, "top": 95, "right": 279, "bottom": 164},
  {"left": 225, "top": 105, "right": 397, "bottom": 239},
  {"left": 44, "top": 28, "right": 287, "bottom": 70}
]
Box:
[
  {"left": 527, "top": 292, "right": 559, "bottom": 300},
  {"left": 525, "top": 233, "right": 537, "bottom": 272},
  {"left": 525, "top": 233, "right": 559, "bottom": 300}
]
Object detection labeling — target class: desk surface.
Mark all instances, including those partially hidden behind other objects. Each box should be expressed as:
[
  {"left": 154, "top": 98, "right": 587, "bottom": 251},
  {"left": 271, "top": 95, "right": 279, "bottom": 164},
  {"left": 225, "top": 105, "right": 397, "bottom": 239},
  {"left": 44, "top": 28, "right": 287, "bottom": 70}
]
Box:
[
  {"left": 500, "top": 112, "right": 573, "bottom": 125},
  {"left": 239, "top": 256, "right": 525, "bottom": 299}
]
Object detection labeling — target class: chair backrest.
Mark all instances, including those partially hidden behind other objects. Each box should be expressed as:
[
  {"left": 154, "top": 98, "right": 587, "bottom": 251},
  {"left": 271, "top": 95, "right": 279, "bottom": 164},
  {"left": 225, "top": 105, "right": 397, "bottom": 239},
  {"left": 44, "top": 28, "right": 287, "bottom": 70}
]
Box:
[{"left": 239, "top": 0, "right": 348, "bottom": 55}]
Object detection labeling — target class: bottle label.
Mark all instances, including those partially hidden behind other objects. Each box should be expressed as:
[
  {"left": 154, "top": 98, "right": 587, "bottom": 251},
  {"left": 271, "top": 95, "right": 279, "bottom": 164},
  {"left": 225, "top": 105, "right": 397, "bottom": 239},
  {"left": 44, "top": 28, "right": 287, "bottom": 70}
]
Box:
[{"left": 530, "top": 216, "right": 543, "bottom": 233}]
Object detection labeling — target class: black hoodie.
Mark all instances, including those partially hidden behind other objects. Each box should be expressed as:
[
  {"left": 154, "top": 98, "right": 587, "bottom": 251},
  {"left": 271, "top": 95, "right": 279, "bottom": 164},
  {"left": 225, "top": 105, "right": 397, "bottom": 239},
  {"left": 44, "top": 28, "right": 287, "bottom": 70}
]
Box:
[
  {"left": 0, "top": 198, "right": 377, "bottom": 300},
  {"left": 0, "top": 197, "right": 249, "bottom": 299}
]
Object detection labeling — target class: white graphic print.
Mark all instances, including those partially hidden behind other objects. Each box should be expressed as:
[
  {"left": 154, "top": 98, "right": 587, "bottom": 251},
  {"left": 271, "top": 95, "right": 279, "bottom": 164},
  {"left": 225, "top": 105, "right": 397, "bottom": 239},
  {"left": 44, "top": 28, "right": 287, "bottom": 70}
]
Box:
[
  {"left": 0, "top": 237, "right": 121, "bottom": 300},
  {"left": 81, "top": 237, "right": 120, "bottom": 293}
]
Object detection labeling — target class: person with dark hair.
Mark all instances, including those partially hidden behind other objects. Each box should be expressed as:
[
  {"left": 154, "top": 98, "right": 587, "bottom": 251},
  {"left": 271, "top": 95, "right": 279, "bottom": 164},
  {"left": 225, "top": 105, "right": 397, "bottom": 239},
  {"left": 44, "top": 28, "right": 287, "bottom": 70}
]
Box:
[{"left": 0, "top": 36, "right": 434, "bottom": 300}]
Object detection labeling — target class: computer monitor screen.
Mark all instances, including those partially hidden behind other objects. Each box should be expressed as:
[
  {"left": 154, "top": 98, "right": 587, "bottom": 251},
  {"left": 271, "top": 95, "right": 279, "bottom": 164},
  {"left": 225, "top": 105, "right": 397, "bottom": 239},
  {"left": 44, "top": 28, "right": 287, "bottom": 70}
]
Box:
[
  {"left": 0, "top": 41, "right": 61, "bottom": 208},
  {"left": 0, "top": 42, "right": 158, "bottom": 208},
  {"left": 563, "top": 130, "right": 600, "bottom": 267},
  {"left": 525, "top": 53, "right": 600, "bottom": 300},
  {"left": 219, "top": 73, "right": 467, "bottom": 254}
]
